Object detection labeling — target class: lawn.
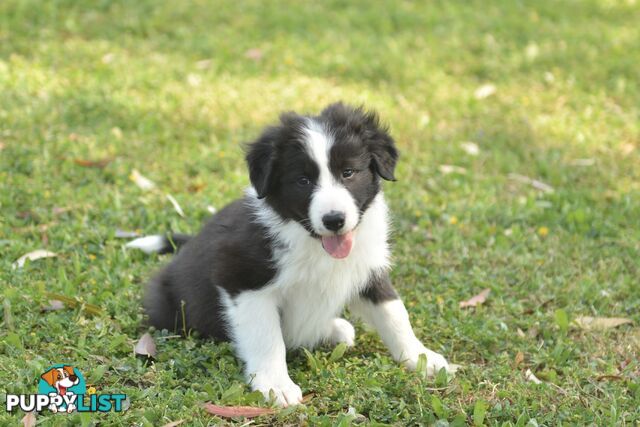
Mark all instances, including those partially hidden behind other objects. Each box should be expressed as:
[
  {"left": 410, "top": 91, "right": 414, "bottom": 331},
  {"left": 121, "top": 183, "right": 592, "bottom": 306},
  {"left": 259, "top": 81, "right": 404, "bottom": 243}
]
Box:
[{"left": 1, "top": 0, "right": 639, "bottom": 425}]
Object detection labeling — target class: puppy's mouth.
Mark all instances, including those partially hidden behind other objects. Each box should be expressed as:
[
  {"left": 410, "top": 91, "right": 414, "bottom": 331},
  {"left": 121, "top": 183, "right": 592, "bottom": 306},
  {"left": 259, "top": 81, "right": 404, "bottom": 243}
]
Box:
[{"left": 321, "top": 231, "right": 354, "bottom": 259}]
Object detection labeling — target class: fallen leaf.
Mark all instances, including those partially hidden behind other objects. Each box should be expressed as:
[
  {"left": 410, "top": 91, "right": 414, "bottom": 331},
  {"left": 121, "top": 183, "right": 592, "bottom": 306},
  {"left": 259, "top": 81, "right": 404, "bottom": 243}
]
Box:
[
  {"left": 134, "top": 333, "right": 157, "bottom": 358},
  {"left": 439, "top": 164, "right": 467, "bottom": 175},
  {"left": 21, "top": 411, "right": 36, "bottom": 427},
  {"left": 245, "top": 48, "right": 264, "bottom": 61},
  {"left": 166, "top": 194, "right": 185, "bottom": 217},
  {"left": 514, "top": 351, "right": 524, "bottom": 367},
  {"left": 474, "top": 83, "right": 496, "bottom": 99},
  {"left": 460, "top": 141, "right": 480, "bottom": 156},
  {"left": 187, "top": 182, "right": 206, "bottom": 193},
  {"left": 596, "top": 375, "right": 623, "bottom": 381},
  {"left": 41, "top": 300, "right": 65, "bottom": 312},
  {"left": 161, "top": 421, "right": 185, "bottom": 427},
  {"left": 525, "top": 369, "right": 542, "bottom": 384},
  {"left": 459, "top": 288, "right": 491, "bottom": 308},
  {"left": 115, "top": 229, "right": 140, "bottom": 238},
  {"left": 508, "top": 173, "right": 554, "bottom": 193},
  {"left": 73, "top": 157, "right": 113, "bottom": 168},
  {"left": 301, "top": 393, "right": 314, "bottom": 403},
  {"left": 574, "top": 316, "right": 633, "bottom": 330},
  {"left": 130, "top": 169, "right": 156, "bottom": 191},
  {"left": 12, "top": 249, "right": 57, "bottom": 269},
  {"left": 203, "top": 402, "right": 275, "bottom": 418},
  {"left": 568, "top": 158, "right": 595, "bottom": 167},
  {"left": 46, "top": 292, "right": 103, "bottom": 316}
]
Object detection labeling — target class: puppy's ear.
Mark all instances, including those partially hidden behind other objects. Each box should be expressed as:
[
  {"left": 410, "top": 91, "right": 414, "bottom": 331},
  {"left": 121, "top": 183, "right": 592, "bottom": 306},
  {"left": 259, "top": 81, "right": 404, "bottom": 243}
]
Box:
[
  {"left": 63, "top": 366, "right": 74, "bottom": 376},
  {"left": 245, "top": 127, "right": 278, "bottom": 199},
  {"left": 362, "top": 110, "right": 399, "bottom": 181},
  {"left": 245, "top": 112, "right": 302, "bottom": 199},
  {"left": 41, "top": 369, "right": 57, "bottom": 386}
]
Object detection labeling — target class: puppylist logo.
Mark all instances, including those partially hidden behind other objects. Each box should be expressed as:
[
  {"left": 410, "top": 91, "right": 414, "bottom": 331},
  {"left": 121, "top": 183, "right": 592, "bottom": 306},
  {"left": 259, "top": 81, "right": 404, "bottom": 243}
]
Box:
[{"left": 5, "top": 364, "right": 126, "bottom": 414}]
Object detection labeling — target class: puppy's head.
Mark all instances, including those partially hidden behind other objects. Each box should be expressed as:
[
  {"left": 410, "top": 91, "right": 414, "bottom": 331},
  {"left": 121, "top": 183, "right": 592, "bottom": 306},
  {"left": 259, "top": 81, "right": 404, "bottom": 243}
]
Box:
[
  {"left": 246, "top": 103, "right": 398, "bottom": 258},
  {"left": 41, "top": 366, "right": 79, "bottom": 388}
]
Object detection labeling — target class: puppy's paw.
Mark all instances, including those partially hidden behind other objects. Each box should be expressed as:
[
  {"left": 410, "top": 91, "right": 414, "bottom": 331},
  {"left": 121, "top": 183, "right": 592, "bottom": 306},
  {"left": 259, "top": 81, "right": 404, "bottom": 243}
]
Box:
[
  {"left": 327, "top": 318, "right": 355, "bottom": 347},
  {"left": 251, "top": 374, "right": 303, "bottom": 407},
  {"left": 405, "top": 345, "right": 451, "bottom": 377}
]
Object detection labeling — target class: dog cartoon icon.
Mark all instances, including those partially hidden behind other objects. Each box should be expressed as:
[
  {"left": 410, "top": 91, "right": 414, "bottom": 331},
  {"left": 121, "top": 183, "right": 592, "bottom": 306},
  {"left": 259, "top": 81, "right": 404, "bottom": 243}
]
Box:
[{"left": 40, "top": 366, "right": 79, "bottom": 413}]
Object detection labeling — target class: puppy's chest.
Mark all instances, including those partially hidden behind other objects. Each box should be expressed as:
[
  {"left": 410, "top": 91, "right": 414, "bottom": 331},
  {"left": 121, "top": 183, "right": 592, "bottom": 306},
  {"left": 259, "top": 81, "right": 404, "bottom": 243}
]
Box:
[{"left": 273, "top": 236, "right": 386, "bottom": 348}]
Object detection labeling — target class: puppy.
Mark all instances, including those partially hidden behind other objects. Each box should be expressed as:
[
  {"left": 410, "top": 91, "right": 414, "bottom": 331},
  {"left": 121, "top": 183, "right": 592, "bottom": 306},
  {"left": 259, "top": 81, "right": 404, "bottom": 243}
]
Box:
[
  {"left": 40, "top": 366, "right": 78, "bottom": 413},
  {"left": 131, "top": 103, "right": 451, "bottom": 406}
]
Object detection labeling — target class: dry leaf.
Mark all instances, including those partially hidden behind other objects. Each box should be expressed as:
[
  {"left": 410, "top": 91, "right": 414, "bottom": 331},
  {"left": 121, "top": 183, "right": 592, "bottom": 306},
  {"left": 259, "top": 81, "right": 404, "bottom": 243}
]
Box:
[
  {"left": 568, "top": 158, "right": 595, "bottom": 167},
  {"left": 161, "top": 421, "right": 185, "bottom": 427},
  {"left": 134, "top": 333, "right": 157, "bottom": 358},
  {"left": 508, "top": 173, "right": 554, "bottom": 193},
  {"left": 460, "top": 141, "right": 480, "bottom": 156},
  {"left": 203, "top": 402, "right": 275, "bottom": 418},
  {"left": 21, "top": 411, "right": 36, "bottom": 427},
  {"left": 166, "top": 194, "right": 185, "bottom": 217},
  {"left": 46, "top": 292, "right": 103, "bottom": 316},
  {"left": 12, "top": 249, "right": 57, "bottom": 269},
  {"left": 245, "top": 48, "right": 264, "bottom": 61},
  {"left": 474, "top": 83, "right": 496, "bottom": 99},
  {"left": 115, "top": 229, "right": 140, "bottom": 238},
  {"left": 574, "top": 316, "right": 633, "bottom": 330},
  {"left": 439, "top": 165, "right": 467, "bottom": 175},
  {"left": 514, "top": 351, "right": 524, "bottom": 367},
  {"left": 41, "top": 300, "right": 65, "bottom": 312},
  {"left": 596, "top": 375, "right": 623, "bottom": 381},
  {"left": 73, "top": 158, "right": 113, "bottom": 168},
  {"left": 459, "top": 288, "right": 491, "bottom": 308},
  {"left": 525, "top": 369, "right": 542, "bottom": 384},
  {"left": 130, "top": 169, "right": 156, "bottom": 191}
]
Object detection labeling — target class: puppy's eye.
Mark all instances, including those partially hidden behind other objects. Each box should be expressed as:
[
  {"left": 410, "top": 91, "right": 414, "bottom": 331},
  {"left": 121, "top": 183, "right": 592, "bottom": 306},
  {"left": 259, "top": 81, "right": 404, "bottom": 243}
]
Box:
[
  {"left": 297, "top": 176, "right": 311, "bottom": 186},
  {"left": 342, "top": 169, "right": 355, "bottom": 179}
]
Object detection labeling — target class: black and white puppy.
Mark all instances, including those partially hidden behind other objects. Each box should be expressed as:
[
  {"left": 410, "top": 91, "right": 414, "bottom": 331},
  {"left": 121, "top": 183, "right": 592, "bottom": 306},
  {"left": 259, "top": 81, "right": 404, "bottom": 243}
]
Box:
[{"left": 128, "top": 103, "right": 451, "bottom": 406}]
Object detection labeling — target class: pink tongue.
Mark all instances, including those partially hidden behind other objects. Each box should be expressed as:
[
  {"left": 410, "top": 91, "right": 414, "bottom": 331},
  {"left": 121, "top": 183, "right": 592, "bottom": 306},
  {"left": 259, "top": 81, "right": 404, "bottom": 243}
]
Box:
[{"left": 321, "top": 231, "right": 354, "bottom": 259}]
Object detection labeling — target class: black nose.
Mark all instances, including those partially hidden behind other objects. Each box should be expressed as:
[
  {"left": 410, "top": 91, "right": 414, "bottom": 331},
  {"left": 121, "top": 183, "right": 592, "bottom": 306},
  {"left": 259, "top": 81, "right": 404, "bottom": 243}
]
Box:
[
  {"left": 322, "top": 211, "right": 345, "bottom": 232},
  {"left": 69, "top": 375, "right": 78, "bottom": 382}
]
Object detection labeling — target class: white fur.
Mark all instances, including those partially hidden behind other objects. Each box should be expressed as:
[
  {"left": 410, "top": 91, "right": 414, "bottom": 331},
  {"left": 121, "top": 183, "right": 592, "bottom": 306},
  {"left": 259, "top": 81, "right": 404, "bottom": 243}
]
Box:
[
  {"left": 125, "top": 235, "right": 166, "bottom": 254},
  {"left": 350, "top": 299, "right": 450, "bottom": 376},
  {"left": 302, "top": 120, "right": 359, "bottom": 235}
]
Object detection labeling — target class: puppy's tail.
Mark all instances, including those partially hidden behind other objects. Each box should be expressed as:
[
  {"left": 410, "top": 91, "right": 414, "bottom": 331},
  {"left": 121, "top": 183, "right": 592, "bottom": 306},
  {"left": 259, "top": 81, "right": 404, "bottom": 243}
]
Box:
[{"left": 125, "top": 233, "right": 192, "bottom": 254}]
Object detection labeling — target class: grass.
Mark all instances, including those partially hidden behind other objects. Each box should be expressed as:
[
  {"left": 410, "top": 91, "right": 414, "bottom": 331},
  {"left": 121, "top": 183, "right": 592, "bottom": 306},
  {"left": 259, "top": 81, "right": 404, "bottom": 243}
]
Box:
[{"left": 1, "top": 0, "right": 639, "bottom": 425}]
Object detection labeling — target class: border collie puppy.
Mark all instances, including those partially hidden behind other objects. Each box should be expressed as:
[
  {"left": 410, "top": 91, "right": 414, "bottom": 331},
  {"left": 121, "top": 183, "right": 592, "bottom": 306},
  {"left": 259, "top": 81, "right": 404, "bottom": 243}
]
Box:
[{"left": 129, "top": 103, "right": 451, "bottom": 406}]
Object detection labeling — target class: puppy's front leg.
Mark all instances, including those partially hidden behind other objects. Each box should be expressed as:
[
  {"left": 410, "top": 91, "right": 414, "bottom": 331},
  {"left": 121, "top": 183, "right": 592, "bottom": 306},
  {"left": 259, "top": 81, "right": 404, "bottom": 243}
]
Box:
[
  {"left": 225, "top": 291, "right": 302, "bottom": 407},
  {"left": 351, "top": 272, "right": 451, "bottom": 376}
]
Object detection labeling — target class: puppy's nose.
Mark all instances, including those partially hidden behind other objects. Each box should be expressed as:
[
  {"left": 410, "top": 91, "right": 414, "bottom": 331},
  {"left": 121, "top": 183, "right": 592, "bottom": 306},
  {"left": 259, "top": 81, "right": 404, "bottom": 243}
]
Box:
[
  {"left": 69, "top": 375, "right": 78, "bottom": 382},
  {"left": 322, "top": 211, "right": 345, "bottom": 232}
]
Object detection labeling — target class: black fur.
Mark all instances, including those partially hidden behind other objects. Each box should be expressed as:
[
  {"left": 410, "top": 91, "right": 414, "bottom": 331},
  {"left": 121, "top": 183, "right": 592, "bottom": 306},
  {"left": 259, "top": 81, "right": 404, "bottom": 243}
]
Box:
[
  {"left": 144, "top": 103, "right": 400, "bottom": 339},
  {"left": 360, "top": 272, "right": 398, "bottom": 304}
]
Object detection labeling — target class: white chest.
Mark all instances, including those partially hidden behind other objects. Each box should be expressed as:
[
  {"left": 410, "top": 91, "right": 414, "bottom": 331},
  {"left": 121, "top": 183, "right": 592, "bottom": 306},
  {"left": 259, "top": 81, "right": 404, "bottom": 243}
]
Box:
[{"left": 268, "top": 196, "right": 391, "bottom": 348}]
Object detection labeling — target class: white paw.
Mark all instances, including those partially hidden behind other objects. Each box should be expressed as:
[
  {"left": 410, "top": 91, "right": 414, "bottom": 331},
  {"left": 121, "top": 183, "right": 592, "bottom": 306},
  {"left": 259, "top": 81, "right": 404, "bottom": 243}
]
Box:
[
  {"left": 405, "top": 345, "right": 451, "bottom": 376},
  {"left": 251, "top": 373, "right": 303, "bottom": 407},
  {"left": 327, "top": 318, "right": 355, "bottom": 346}
]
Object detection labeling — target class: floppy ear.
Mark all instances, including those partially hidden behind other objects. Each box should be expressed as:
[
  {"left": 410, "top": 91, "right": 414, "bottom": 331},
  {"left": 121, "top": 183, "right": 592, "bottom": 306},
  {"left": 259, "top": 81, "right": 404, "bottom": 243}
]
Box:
[
  {"left": 245, "top": 127, "right": 277, "bottom": 199},
  {"left": 41, "top": 369, "right": 57, "bottom": 386},
  {"left": 245, "top": 112, "right": 302, "bottom": 199},
  {"left": 362, "top": 110, "right": 399, "bottom": 181},
  {"left": 63, "top": 366, "right": 75, "bottom": 376},
  {"left": 369, "top": 133, "right": 399, "bottom": 181}
]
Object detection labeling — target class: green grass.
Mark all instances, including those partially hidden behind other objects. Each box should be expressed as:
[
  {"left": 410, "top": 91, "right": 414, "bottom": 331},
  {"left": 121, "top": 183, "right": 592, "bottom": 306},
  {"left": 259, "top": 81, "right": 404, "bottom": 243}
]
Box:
[{"left": 1, "top": 0, "right": 639, "bottom": 425}]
